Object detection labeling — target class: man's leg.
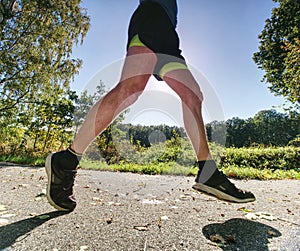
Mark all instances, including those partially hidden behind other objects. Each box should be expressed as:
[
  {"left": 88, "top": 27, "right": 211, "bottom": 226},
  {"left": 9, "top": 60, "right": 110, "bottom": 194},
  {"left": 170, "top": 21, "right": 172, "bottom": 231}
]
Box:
[
  {"left": 163, "top": 67, "right": 255, "bottom": 203},
  {"left": 162, "top": 68, "right": 209, "bottom": 160},
  {"left": 45, "top": 46, "right": 157, "bottom": 211},
  {"left": 71, "top": 46, "right": 157, "bottom": 154}
]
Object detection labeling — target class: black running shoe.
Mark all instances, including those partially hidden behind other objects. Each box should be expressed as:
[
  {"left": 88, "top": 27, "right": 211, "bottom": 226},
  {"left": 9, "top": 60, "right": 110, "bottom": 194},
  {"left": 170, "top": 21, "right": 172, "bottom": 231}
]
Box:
[
  {"left": 192, "top": 160, "right": 255, "bottom": 203},
  {"left": 45, "top": 151, "right": 79, "bottom": 211}
]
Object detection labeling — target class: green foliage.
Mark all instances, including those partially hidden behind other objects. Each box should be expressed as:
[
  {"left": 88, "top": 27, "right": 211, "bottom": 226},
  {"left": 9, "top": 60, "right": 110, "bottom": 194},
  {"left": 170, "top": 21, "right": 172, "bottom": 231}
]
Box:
[
  {"left": 73, "top": 80, "right": 107, "bottom": 135},
  {"left": 288, "top": 135, "right": 300, "bottom": 147},
  {"left": 0, "top": 89, "right": 77, "bottom": 154},
  {"left": 253, "top": 0, "right": 300, "bottom": 104},
  {"left": 0, "top": 154, "right": 46, "bottom": 166},
  {"left": 0, "top": 0, "right": 91, "bottom": 154},
  {"left": 222, "top": 166, "right": 300, "bottom": 180},
  {"left": 80, "top": 145, "right": 300, "bottom": 180},
  {"left": 220, "top": 147, "right": 300, "bottom": 171},
  {"left": 0, "top": 0, "right": 90, "bottom": 112},
  {"left": 207, "top": 109, "right": 300, "bottom": 147},
  {"left": 80, "top": 159, "right": 197, "bottom": 176}
]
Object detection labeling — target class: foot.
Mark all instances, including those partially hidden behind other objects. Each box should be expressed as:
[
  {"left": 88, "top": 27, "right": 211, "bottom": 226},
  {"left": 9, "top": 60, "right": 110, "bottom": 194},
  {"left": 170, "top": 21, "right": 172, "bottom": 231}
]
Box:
[
  {"left": 45, "top": 151, "right": 78, "bottom": 211},
  {"left": 193, "top": 160, "right": 255, "bottom": 203}
]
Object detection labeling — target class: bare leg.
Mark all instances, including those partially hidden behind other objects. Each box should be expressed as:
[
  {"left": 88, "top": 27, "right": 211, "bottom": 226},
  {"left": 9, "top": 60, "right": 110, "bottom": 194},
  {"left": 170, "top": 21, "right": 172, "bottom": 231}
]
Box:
[
  {"left": 163, "top": 68, "right": 256, "bottom": 203},
  {"left": 163, "top": 69, "right": 211, "bottom": 161},
  {"left": 71, "top": 46, "right": 157, "bottom": 154}
]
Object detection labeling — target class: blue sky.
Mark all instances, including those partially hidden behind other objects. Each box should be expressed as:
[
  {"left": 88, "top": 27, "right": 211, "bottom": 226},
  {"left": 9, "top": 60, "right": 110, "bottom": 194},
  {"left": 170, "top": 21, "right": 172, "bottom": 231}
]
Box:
[{"left": 70, "top": 0, "right": 286, "bottom": 125}]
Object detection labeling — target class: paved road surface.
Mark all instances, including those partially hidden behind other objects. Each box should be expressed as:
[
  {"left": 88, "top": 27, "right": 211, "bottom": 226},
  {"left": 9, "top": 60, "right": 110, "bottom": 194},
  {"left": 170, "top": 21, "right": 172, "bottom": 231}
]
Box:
[{"left": 0, "top": 164, "right": 299, "bottom": 250}]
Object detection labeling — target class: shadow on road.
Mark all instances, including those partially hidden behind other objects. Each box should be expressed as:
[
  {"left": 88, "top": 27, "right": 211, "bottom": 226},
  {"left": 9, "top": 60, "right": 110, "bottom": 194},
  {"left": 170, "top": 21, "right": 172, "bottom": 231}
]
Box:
[
  {"left": 0, "top": 211, "right": 67, "bottom": 250},
  {"left": 202, "top": 218, "right": 281, "bottom": 250}
]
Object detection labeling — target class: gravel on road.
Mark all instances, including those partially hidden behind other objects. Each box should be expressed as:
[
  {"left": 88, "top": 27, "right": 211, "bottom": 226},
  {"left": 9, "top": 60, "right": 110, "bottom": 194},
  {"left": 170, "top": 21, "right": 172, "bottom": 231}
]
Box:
[{"left": 0, "top": 164, "right": 299, "bottom": 250}]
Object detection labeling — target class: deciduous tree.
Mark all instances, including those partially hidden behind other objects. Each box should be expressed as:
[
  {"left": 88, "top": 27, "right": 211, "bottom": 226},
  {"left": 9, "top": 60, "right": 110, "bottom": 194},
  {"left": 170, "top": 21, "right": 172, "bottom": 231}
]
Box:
[{"left": 253, "top": 0, "right": 300, "bottom": 105}]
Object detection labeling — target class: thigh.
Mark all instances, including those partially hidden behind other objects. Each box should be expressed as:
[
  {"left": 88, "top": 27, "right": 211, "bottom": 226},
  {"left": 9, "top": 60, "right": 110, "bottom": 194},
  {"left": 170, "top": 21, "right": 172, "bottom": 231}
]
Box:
[
  {"left": 120, "top": 46, "right": 157, "bottom": 84},
  {"left": 163, "top": 68, "right": 204, "bottom": 105}
]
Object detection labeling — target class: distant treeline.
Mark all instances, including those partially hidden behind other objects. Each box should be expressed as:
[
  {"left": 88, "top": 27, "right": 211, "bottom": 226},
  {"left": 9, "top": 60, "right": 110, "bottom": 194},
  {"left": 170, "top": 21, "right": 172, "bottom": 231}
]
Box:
[{"left": 117, "top": 109, "right": 300, "bottom": 148}]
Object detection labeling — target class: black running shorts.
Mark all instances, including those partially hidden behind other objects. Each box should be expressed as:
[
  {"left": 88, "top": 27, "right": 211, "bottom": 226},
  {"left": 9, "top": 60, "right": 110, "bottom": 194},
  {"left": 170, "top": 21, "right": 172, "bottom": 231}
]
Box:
[{"left": 127, "top": 2, "right": 187, "bottom": 80}]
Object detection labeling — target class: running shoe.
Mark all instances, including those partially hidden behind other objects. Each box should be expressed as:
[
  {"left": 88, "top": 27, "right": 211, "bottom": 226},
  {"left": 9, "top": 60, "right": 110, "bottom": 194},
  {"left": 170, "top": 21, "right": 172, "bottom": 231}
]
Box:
[
  {"left": 45, "top": 150, "right": 79, "bottom": 211},
  {"left": 193, "top": 160, "right": 255, "bottom": 203}
]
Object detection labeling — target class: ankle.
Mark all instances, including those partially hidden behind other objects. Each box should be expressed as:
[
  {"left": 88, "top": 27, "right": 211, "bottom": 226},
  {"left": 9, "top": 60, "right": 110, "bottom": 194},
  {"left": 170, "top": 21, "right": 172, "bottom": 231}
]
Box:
[
  {"left": 195, "top": 160, "right": 217, "bottom": 183},
  {"left": 54, "top": 147, "right": 82, "bottom": 170},
  {"left": 67, "top": 147, "right": 83, "bottom": 158},
  {"left": 197, "top": 160, "right": 217, "bottom": 171}
]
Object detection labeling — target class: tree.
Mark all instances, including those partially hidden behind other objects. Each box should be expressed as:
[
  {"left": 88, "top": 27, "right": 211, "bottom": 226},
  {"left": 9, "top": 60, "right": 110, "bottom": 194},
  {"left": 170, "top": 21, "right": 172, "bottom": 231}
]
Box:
[
  {"left": 225, "top": 117, "right": 254, "bottom": 147},
  {"left": 0, "top": 0, "right": 90, "bottom": 154},
  {"left": 253, "top": 0, "right": 300, "bottom": 105},
  {"left": 0, "top": 0, "right": 90, "bottom": 113},
  {"left": 73, "top": 80, "right": 107, "bottom": 136}
]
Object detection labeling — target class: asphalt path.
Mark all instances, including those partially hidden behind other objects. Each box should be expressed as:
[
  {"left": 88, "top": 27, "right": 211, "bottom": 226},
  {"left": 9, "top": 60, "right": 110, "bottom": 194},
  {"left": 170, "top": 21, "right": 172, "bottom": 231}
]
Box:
[{"left": 0, "top": 163, "right": 299, "bottom": 250}]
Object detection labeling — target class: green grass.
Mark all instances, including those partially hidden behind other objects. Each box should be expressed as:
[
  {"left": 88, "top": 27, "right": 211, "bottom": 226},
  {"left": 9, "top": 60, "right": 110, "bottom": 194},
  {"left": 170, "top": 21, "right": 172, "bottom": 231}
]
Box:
[
  {"left": 79, "top": 159, "right": 197, "bottom": 176},
  {"left": 1, "top": 154, "right": 299, "bottom": 180},
  {"left": 0, "top": 154, "right": 46, "bottom": 166},
  {"left": 79, "top": 158, "right": 300, "bottom": 180},
  {"left": 222, "top": 165, "right": 300, "bottom": 180}
]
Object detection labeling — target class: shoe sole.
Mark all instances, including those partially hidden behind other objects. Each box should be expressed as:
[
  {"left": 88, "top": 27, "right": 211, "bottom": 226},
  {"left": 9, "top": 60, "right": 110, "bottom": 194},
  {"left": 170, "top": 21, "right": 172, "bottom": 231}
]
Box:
[
  {"left": 192, "top": 183, "right": 255, "bottom": 203},
  {"left": 45, "top": 154, "right": 72, "bottom": 211}
]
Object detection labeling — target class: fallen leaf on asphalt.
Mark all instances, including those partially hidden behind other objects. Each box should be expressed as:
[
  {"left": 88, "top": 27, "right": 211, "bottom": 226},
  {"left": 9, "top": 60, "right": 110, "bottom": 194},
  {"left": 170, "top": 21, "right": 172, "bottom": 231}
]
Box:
[
  {"left": 245, "top": 212, "right": 276, "bottom": 221},
  {"left": 209, "top": 234, "right": 226, "bottom": 244},
  {"left": 225, "top": 235, "right": 236, "bottom": 244},
  {"left": 38, "top": 215, "right": 50, "bottom": 220},
  {"left": 0, "top": 211, "right": 8, "bottom": 216},
  {"left": 237, "top": 207, "right": 252, "bottom": 213},
  {"left": 134, "top": 225, "right": 149, "bottom": 231},
  {"left": 142, "top": 199, "right": 164, "bottom": 205},
  {"left": 0, "top": 205, "right": 6, "bottom": 211},
  {"left": 1, "top": 213, "right": 15, "bottom": 218},
  {"left": 106, "top": 218, "right": 113, "bottom": 224},
  {"left": 245, "top": 213, "right": 259, "bottom": 220},
  {"left": 107, "top": 201, "right": 122, "bottom": 206},
  {"left": 268, "top": 230, "right": 278, "bottom": 237},
  {"left": 79, "top": 245, "right": 89, "bottom": 251},
  {"left": 18, "top": 183, "right": 29, "bottom": 188},
  {"left": 92, "top": 197, "right": 103, "bottom": 202},
  {"left": 137, "top": 182, "right": 147, "bottom": 188},
  {"left": 179, "top": 193, "right": 195, "bottom": 201},
  {"left": 0, "top": 218, "right": 9, "bottom": 226},
  {"left": 160, "top": 215, "right": 168, "bottom": 221},
  {"left": 36, "top": 189, "right": 47, "bottom": 197}
]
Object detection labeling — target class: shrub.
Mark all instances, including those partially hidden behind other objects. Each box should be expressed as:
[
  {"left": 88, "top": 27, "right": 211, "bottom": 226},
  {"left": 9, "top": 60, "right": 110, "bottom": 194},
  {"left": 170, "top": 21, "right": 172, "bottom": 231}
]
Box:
[{"left": 220, "top": 147, "right": 300, "bottom": 171}]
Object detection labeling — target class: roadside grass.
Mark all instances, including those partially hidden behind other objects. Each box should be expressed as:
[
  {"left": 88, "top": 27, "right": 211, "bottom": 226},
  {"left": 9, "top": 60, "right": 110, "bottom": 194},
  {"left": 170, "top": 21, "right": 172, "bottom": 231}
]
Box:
[
  {"left": 1, "top": 155, "right": 299, "bottom": 180},
  {"left": 221, "top": 166, "right": 300, "bottom": 180},
  {"left": 79, "top": 158, "right": 300, "bottom": 180},
  {"left": 79, "top": 159, "right": 198, "bottom": 176},
  {"left": 0, "top": 155, "right": 45, "bottom": 166}
]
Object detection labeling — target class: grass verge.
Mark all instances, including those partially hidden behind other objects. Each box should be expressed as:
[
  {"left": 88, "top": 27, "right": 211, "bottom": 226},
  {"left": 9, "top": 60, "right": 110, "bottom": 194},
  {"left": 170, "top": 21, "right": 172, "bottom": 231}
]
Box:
[
  {"left": 1, "top": 155, "right": 299, "bottom": 180},
  {"left": 80, "top": 158, "right": 300, "bottom": 180},
  {"left": 0, "top": 155, "right": 46, "bottom": 166}
]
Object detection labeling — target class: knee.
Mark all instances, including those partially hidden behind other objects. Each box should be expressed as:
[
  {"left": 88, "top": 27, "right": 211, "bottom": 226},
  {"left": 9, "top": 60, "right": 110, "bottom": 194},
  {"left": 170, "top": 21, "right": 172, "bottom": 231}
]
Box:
[{"left": 180, "top": 88, "right": 204, "bottom": 110}]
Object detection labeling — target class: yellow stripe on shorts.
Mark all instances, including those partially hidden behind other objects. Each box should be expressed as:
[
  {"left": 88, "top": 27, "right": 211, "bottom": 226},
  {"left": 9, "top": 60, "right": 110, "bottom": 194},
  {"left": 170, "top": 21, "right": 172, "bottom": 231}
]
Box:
[
  {"left": 159, "top": 62, "right": 188, "bottom": 79},
  {"left": 128, "top": 34, "right": 146, "bottom": 48}
]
